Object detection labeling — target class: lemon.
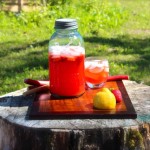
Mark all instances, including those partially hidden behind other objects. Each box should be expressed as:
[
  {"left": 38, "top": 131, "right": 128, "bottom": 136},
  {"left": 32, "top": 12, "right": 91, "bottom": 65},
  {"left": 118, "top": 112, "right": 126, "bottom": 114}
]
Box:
[{"left": 93, "top": 88, "right": 116, "bottom": 109}]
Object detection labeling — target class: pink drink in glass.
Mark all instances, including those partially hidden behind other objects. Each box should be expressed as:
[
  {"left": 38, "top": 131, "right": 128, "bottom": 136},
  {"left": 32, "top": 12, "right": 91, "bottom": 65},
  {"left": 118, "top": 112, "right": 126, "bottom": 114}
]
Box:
[{"left": 85, "top": 58, "right": 109, "bottom": 88}]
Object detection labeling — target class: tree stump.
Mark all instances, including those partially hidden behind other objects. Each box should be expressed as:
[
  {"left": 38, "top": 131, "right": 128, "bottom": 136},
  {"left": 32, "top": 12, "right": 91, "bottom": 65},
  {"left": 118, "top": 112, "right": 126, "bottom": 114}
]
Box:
[{"left": 0, "top": 80, "right": 150, "bottom": 150}]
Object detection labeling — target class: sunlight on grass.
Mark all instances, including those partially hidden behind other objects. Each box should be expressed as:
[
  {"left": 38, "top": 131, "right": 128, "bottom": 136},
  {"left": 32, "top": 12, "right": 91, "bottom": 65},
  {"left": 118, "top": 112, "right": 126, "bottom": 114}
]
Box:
[{"left": 120, "top": 0, "right": 150, "bottom": 37}]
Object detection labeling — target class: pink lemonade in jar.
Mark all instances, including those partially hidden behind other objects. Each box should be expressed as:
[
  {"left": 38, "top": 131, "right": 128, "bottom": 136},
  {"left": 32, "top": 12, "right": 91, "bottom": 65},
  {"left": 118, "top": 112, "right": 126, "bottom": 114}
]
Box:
[
  {"left": 85, "top": 59, "right": 109, "bottom": 88},
  {"left": 49, "top": 46, "right": 85, "bottom": 97}
]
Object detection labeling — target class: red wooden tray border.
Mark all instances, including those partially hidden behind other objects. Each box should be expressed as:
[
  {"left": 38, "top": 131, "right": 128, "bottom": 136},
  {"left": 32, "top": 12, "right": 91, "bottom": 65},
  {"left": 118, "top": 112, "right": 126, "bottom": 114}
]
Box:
[{"left": 28, "top": 81, "right": 137, "bottom": 119}]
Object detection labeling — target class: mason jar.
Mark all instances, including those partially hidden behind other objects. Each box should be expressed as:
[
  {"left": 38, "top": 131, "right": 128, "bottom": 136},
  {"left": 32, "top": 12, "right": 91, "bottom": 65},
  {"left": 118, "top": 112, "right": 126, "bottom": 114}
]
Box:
[{"left": 48, "top": 18, "right": 85, "bottom": 98}]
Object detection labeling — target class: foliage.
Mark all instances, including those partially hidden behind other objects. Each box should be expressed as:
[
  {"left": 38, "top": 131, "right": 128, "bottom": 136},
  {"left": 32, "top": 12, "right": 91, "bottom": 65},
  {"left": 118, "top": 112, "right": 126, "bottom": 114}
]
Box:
[{"left": 0, "top": 0, "right": 128, "bottom": 36}]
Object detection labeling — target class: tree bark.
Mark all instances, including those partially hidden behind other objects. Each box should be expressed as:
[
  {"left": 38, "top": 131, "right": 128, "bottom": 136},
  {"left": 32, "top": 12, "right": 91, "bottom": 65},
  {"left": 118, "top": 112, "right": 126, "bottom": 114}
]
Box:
[
  {"left": 0, "top": 80, "right": 150, "bottom": 150},
  {"left": 18, "top": 0, "right": 23, "bottom": 12},
  {"left": 41, "top": 0, "right": 46, "bottom": 6}
]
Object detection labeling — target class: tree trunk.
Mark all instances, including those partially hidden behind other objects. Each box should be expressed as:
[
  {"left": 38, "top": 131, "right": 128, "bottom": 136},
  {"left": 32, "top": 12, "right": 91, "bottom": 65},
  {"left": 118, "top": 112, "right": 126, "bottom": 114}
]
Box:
[
  {"left": 18, "top": 0, "right": 23, "bottom": 12},
  {"left": 0, "top": 80, "right": 150, "bottom": 150},
  {"left": 41, "top": 0, "right": 46, "bottom": 6}
]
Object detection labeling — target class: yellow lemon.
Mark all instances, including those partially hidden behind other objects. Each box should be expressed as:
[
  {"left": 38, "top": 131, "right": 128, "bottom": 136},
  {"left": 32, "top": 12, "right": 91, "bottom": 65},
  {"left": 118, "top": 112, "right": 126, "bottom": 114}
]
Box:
[{"left": 93, "top": 88, "right": 116, "bottom": 109}]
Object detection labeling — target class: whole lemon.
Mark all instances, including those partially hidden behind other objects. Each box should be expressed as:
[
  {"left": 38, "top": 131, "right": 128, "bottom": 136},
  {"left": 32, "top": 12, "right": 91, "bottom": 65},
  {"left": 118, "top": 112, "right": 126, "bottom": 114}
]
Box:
[{"left": 93, "top": 88, "right": 116, "bottom": 109}]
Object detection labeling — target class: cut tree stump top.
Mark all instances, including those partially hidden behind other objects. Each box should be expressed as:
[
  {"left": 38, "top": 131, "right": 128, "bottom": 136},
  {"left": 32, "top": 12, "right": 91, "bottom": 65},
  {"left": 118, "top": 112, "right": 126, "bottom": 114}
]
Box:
[
  {"left": 0, "top": 80, "right": 150, "bottom": 150},
  {"left": 0, "top": 80, "right": 149, "bottom": 129}
]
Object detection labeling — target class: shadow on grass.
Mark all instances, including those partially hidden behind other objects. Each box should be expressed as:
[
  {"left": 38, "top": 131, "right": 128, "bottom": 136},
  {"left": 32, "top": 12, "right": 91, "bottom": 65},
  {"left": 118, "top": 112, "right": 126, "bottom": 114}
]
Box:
[
  {"left": 1, "top": 35, "right": 150, "bottom": 86},
  {"left": 84, "top": 35, "right": 150, "bottom": 55},
  {"left": 0, "top": 51, "right": 48, "bottom": 78},
  {"left": 0, "top": 39, "right": 49, "bottom": 57},
  {"left": 85, "top": 35, "right": 150, "bottom": 71}
]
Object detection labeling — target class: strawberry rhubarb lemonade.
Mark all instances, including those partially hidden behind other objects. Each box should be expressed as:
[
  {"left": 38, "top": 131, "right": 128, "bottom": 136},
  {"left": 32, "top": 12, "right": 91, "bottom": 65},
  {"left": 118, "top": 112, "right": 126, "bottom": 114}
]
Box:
[
  {"left": 85, "top": 58, "right": 109, "bottom": 88},
  {"left": 49, "top": 46, "right": 85, "bottom": 97}
]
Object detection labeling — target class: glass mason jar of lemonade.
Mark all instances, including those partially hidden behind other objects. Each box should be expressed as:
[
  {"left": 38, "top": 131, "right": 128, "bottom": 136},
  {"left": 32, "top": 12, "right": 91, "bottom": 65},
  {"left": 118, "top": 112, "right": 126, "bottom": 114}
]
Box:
[{"left": 48, "top": 18, "right": 85, "bottom": 98}]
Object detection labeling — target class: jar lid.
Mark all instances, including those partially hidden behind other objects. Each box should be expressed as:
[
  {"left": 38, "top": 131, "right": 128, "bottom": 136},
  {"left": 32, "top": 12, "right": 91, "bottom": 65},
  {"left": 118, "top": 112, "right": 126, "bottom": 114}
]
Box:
[{"left": 54, "top": 18, "right": 78, "bottom": 29}]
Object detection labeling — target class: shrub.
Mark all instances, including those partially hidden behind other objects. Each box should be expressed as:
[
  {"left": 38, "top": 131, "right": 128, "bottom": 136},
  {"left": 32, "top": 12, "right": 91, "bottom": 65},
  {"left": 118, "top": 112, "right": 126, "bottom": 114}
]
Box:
[{"left": 0, "top": 0, "right": 128, "bottom": 36}]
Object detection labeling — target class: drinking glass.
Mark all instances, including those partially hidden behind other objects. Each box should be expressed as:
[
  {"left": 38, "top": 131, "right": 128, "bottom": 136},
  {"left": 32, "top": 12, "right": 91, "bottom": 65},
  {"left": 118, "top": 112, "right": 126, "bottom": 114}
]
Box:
[{"left": 85, "top": 57, "right": 109, "bottom": 89}]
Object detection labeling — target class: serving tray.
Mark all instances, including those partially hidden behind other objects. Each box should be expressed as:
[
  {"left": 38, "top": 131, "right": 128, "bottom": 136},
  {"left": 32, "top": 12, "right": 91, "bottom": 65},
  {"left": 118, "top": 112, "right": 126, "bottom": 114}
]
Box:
[{"left": 28, "top": 81, "right": 137, "bottom": 119}]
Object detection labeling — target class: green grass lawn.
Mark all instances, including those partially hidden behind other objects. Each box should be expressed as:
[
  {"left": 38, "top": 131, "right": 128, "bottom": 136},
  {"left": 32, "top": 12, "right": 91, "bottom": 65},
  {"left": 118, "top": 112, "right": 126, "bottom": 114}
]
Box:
[{"left": 0, "top": 0, "right": 150, "bottom": 95}]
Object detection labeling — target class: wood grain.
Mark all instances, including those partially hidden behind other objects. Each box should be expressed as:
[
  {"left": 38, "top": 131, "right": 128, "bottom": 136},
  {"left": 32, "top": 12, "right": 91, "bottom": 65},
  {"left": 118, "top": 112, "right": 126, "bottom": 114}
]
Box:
[{"left": 29, "top": 81, "right": 137, "bottom": 119}]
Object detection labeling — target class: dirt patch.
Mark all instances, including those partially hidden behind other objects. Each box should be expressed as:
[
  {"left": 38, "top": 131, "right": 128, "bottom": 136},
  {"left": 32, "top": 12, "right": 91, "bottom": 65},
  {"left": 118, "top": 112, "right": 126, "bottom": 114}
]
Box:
[
  {"left": 128, "top": 29, "right": 150, "bottom": 35},
  {"left": 1, "top": 0, "right": 40, "bottom": 12},
  {"left": 3, "top": 5, "right": 40, "bottom": 12}
]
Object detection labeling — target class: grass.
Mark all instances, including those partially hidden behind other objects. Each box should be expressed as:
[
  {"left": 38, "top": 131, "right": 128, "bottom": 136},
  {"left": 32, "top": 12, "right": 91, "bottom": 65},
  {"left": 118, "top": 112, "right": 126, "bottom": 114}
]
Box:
[{"left": 0, "top": 0, "right": 150, "bottom": 95}]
